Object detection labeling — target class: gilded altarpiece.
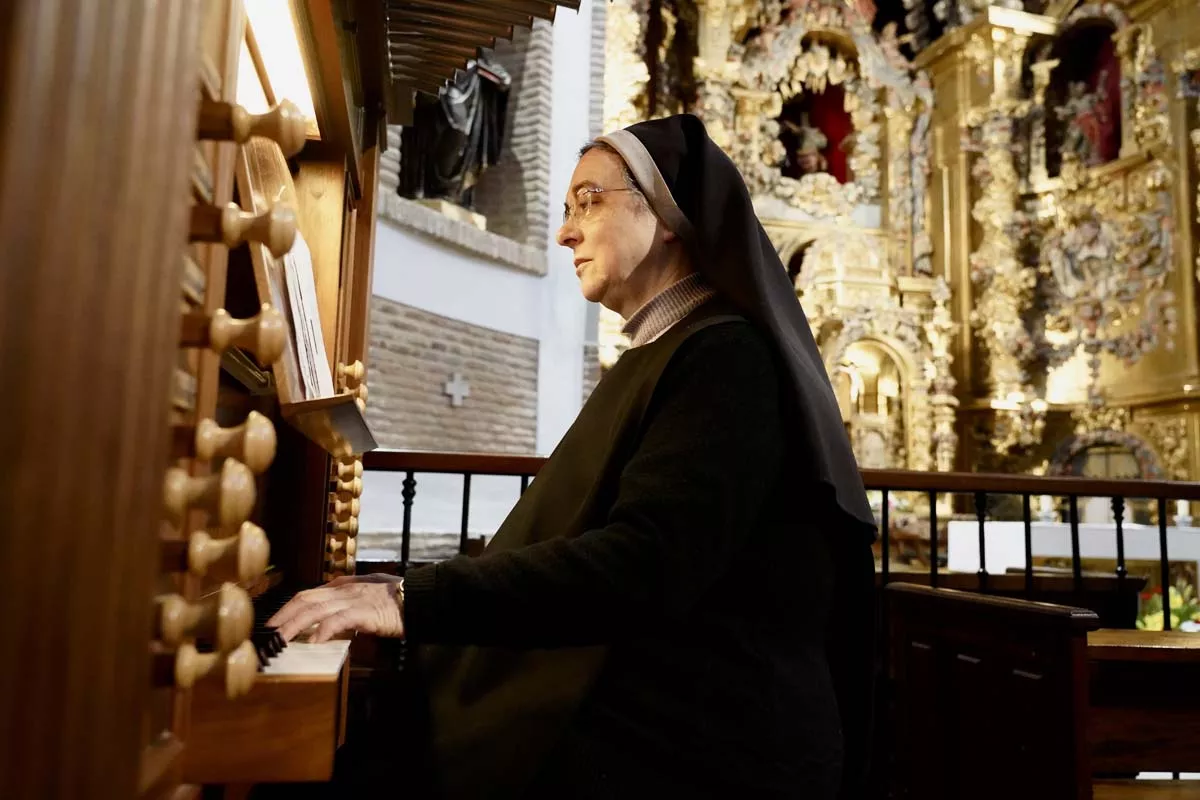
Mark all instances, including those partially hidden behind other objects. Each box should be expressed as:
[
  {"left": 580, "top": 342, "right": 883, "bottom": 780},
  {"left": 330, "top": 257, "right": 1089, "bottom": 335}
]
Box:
[
  {"left": 906, "top": 0, "right": 1200, "bottom": 493},
  {"left": 600, "top": 0, "right": 1200, "bottom": 504},
  {"left": 602, "top": 0, "right": 958, "bottom": 475}
]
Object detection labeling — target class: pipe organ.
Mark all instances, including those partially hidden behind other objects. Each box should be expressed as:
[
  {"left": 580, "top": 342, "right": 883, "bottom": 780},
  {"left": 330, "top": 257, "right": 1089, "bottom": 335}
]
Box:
[
  {"left": 0, "top": 0, "right": 574, "bottom": 797},
  {"left": 0, "top": 0, "right": 378, "bottom": 797}
]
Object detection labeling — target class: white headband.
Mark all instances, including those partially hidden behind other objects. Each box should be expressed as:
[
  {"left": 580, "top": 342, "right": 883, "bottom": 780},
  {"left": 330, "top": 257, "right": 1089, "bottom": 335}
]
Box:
[{"left": 595, "top": 129, "right": 696, "bottom": 246}]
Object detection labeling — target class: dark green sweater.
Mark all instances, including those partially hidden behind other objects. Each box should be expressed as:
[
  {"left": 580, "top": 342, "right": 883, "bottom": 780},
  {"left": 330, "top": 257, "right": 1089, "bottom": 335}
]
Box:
[{"left": 405, "top": 315, "right": 845, "bottom": 799}]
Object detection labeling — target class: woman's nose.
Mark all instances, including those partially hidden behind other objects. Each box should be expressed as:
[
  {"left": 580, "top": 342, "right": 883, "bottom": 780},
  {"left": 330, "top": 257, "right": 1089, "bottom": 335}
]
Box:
[{"left": 556, "top": 221, "right": 579, "bottom": 248}]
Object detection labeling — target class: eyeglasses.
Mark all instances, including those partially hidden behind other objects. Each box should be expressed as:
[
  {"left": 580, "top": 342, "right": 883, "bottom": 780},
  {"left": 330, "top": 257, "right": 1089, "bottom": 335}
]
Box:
[{"left": 562, "top": 186, "right": 638, "bottom": 225}]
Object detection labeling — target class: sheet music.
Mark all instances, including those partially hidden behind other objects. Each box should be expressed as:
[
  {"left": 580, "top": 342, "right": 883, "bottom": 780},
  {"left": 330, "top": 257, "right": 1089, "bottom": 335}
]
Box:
[{"left": 281, "top": 233, "right": 336, "bottom": 399}]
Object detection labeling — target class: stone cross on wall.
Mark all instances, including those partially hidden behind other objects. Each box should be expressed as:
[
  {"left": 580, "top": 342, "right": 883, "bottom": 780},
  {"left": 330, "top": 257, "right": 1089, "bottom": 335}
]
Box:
[{"left": 443, "top": 372, "right": 471, "bottom": 407}]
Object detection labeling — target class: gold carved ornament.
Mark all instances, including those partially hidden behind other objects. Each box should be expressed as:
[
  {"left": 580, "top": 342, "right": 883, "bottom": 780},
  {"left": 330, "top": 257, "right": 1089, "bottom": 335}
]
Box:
[
  {"left": 1069, "top": 405, "right": 1188, "bottom": 482},
  {"left": 1136, "top": 415, "right": 1190, "bottom": 481},
  {"left": 961, "top": 29, "right": 1045, "bottom": 454},
  {"left": 721, "top": 0, "right": 930, "bottom": 225},
  {"left": 603, "top": 0, "right": 652, "bottom": 132},
  {"left": 924, "top": 277, "right": 958, "bottom": 472},
  {"left": 1114, "top": 23, "right": 1170, "bottom": 155},
  {"left": 1038, "top": 155, "right": 1177, "bottom": 407},
  {"left": 1173, "top": 48, "right": 1200, "bottom": 287}
]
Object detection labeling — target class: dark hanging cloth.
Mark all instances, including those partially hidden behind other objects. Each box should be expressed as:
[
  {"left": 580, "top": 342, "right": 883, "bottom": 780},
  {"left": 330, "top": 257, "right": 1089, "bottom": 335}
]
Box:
[
  {"left": 398, "top": 58, "right": 510, "bottom": 208},
  {"left": 400, "top": 114, "right": 878, "bottom": 800}
]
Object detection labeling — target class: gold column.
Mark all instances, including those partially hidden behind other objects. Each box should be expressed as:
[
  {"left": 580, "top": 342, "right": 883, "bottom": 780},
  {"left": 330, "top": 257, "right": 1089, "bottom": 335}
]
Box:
[
  {"left": 690, "top": 0, "right": 757, "bottom": 151},
  {"left": 1027, "top": 59, "right": 1058, "bottom": 188},
  {"left": 603, "top": 0, "right": 650, "bottom": 131},
  {"left": 915, "top": 8, "right": 1057, "bottom": 449}
]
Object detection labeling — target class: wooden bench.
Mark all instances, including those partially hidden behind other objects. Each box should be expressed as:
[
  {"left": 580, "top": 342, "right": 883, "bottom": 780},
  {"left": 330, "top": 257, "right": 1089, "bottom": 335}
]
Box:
[
  {"left": 1089, "top": 629, "right": 1200, "bottom": 775},
  {"left": 887, "top": 583, "right": 1099, "bottom": 799},
  {"left": 886, "top": 584, "right": 1200, "bottom": 799},
  {"left": 879, "top": 567, "right": 1146, "bottom": 628},
  {"left": 1093, "top": 781, "right": 1200, "bottom": 799}
]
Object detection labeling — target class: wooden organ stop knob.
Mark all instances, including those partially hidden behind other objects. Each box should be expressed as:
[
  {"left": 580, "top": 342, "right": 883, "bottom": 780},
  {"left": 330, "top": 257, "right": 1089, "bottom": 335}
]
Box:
[
  {"left": 344, "top": 382, "right": 367, "bottom": 414},
  {"left": 164, "top": 521, "right": 270, "bottom": 582},
  {"left": 329, "top": 517, "right": 358, "bottom": 535},
  {"left": 337, "top": 360, "right": 365, "bottom": 386},
  {"left": 180, "top": 305, "right": 286, "bottom": 365},
  {"left": 326, "top": 536, "right": 357, "bottom": 556},
  {"left": 190, "top": 202, "right": 297, "bottom": 258},
  {"left": 333, "top": 477, "right": 362, "bottom": 498},
  {"left": 163, "top": 458, "right": 256, "bottom": 528},
  {"left": 194, "top": 411, "right": 277, "bottom": 473},
  {"left": 162, "top": 640, "right": 258, "bottom": 699},
  {"left": 330, "top": 497, "right": 359, "bottom": 521},
  {"left": 197, "top": 98, "right": 307, "bottom": 158},
  {"left": 326, "top": 553, "right": 355, "bottom": 573},
  {"left": 157, "top": 582, "right": 253, "bottom": 653},
  {"left": 336, "top": 459, "right": 363, "bottom": 480}
]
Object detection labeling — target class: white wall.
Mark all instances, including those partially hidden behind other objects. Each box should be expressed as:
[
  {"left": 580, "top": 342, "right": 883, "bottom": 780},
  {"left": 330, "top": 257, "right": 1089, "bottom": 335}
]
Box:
[
  {"left": 372, "top": 0, "right": 596, "bottom": 456},
  {"left": 373, "top": 222, "right": 548, "bottom": 341},
  {"left": 361, "top": 4, "right": 598, "bottom": 557},
  {"left": 537, "top": 0, "right": 594, "bottom": 453}
]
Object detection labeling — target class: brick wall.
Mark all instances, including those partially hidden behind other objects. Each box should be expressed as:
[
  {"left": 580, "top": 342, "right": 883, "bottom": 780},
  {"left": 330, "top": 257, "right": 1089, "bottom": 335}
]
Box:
[
  {"left": 583, "top": 343, "right": 602, "bottom": 404},
  {"left": 367, "top": 297, "right": 538, "bottom": 454},
  {"left": 590, "top": 0, "right": 607, "bottom": 139},
  {"left": 473, "top": 22, "right": 554, "bottom": 247}
]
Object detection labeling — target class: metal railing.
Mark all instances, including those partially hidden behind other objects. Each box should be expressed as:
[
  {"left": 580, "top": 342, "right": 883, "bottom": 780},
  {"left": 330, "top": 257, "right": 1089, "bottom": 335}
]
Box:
[
  {"left": 360, "top": 449, "right": 1200, "bottom": 787},
  {"left": 362, "top": 449, "right": 1200, "bottom": 629}
]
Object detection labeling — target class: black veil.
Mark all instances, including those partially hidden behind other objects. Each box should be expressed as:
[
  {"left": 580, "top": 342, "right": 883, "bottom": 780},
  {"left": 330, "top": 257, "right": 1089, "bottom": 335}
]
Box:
[
  {"left": 599, "top": 113, "right": 879, "bottom": 798},
  {"left": 599, "top": 113, "right": 875, "bottom": 537}
]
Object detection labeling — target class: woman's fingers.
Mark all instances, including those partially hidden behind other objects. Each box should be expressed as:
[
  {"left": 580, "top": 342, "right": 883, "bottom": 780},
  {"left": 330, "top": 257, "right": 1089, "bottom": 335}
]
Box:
[
  {"left": 267, "top": 583, "right": 344, "bottom": 629},
  {"left": 266, "top": 588, "right": 315, "bottom": 629},
  {"left": 266, "top": 576, "right": 404, "bottom": 642},
  {"left": 274, "top": 593, "right": 356, "bottom": 642},
  {"left": 310, "top": 606, "right": 375, "bottom": 643}
]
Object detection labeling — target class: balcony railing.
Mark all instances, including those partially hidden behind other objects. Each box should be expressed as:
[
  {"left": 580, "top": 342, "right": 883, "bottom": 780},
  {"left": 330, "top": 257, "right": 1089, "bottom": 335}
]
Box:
[
  {"left": 361, "top": 449, "right": 1200, "bottom": 631},
  {"left": 358, "top": 449, "right": 1200, "bottom": 788}
]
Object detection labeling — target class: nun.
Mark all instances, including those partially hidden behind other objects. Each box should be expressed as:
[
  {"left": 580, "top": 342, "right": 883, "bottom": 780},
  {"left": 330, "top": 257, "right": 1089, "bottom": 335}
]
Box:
[{"left": 269, "top": 113, "right": 878, "bottom": 800}]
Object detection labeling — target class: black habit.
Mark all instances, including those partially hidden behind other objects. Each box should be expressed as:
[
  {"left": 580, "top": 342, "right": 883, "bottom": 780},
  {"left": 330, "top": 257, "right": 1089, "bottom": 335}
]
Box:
[{"left": 402, "top": 115, "right": 877, "bottom": 800}]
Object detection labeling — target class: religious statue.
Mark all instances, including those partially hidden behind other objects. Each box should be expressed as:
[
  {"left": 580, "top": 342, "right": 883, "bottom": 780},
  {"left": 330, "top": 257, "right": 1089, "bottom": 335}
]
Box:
[
  {"left": 398, "top": 57, "right": 512, "bottom": 210},
  {"left": 1055, "top": 75, "right": 1111, "bottom": 167},
  {"left": 780, "top": 111, "right": 828, "bottom": 177},
  {"left": 878, "top": 22, "right": 912, "bottom": 72},
  {"left": 1047, "top": 212, "right": 1116, "bottom": 301},
  {"left": 1180, "top": 63, "right": 1200, "bottom": 99}
]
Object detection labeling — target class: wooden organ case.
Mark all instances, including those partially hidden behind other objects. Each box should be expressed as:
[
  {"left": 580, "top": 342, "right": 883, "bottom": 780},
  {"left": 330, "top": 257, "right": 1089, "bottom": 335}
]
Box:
[
  {"left": 0, "top": 1, "right": 387, "bottom": 797},
  {"left": 1, "top": 0, "right": 570, "bottom": 797}
]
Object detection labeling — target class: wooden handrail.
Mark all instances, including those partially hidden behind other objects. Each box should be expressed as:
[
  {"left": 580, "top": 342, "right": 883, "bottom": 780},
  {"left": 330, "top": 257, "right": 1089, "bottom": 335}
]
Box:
[
  {"left": 363, "top": 449, "right": 546, "bottom": 476},
  {"left": 362, "top": 449, "right": 1200, "bottom": 500},
  {"left": 858, "top": 468, "right": 1200, "bottom": 501}
]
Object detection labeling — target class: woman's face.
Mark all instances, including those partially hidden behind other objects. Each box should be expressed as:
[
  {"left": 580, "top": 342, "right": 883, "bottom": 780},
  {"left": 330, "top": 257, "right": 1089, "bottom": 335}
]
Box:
[{"left": 555, "top": 148, "right": 673, "bottom": 317}]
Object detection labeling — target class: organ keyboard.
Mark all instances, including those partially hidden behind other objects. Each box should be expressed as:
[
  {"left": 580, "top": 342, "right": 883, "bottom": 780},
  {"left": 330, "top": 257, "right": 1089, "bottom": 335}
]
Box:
[{"left": 183, "top": 587, "right": 354, "bottom": 785}]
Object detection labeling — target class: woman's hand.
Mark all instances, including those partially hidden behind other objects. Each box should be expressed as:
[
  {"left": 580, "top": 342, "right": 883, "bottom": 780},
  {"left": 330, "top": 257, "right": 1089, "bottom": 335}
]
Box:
[{"left": 267, "top": 574, "right": 405, "bottom": 643}]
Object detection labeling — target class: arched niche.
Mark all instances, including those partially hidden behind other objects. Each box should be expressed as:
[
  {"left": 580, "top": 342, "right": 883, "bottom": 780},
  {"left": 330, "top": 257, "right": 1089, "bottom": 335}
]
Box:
[
  {"left": 731, "top": 6, "right": 929, "bottom": 215},
  {"left": 1047, "top": 429, "right": 1163, "bottom": 480},
  {"left": 785, "top": 239, "right": 815, "bottom": 286},
  {"left": 1047, "top": 429, "right": 1162, "bottom": 524},
  {"left": 774, "top": 31, "right": 858, "bottom": 185},
  {"left": 825, "top": 337, "right": 918, "bottom": 471},
  {"left": 1044, "top": 17, "right": 1123, "bottom": 176}
]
